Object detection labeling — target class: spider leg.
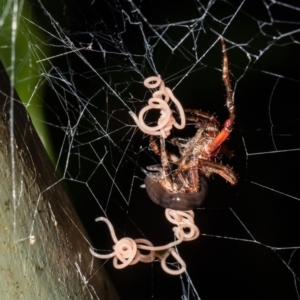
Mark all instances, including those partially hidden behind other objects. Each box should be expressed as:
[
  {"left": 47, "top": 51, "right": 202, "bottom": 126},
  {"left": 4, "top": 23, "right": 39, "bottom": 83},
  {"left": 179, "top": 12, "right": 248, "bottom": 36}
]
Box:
[
  {"left": 159, "top": 136, "right": 173, "bottom": 190},
  {"left": 198, "top": 158, "right": 237, "bottom": 185},
  {"left": 221, "top": 37, "right": 235, "bottom": 129},
  {"left": 199, "top": 38, "right": 235, "bottom": 157},
  {"left": 204, "top": 119, "right": 231, "bottom": 156},
  {"left": 172, "top": 153, "right": 199, "bottom": 193},
  {"left": 170, "top": 137, "right": 189, "bottom": 157},
  {"left": 177, "top": 173, "right": 191, "bottom": 190},
  {"left": 185, "top": 108, "right": 220, "bottom": 126},
  {"left": 149, "top": 135, "right": 161, "bottom": 156},
  {"left": 150, "top": 135, "right": 180, "bottom": 163},
  {"left": 186, "top": 161, "right": 199, "bottom": 192},
  {"left": 174, "top": 158, "right": 237, "bottom": 185},
  {"left": 149, "top": 136, "right": 192, "bottom": 193}
]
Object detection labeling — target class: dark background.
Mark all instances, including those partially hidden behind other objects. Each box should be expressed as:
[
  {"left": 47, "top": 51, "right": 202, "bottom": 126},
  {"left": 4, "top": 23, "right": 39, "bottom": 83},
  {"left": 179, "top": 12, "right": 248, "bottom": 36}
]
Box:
[{"left": 20, "top": 0, "right": 300, "bottom": 299}]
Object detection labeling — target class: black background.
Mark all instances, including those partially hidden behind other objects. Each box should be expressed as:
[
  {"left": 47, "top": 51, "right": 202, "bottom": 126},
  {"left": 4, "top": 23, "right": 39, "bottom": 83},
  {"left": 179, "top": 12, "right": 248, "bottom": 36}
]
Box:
[{"left": 24, "top": 0, "right": 300, "bottom": 299}]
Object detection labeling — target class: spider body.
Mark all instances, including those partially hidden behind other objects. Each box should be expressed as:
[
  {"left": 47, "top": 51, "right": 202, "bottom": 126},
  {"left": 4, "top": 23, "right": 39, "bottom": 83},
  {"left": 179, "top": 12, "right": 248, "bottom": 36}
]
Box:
[{"left": 144, "top": 38, "right": 237, "bottom": 210}]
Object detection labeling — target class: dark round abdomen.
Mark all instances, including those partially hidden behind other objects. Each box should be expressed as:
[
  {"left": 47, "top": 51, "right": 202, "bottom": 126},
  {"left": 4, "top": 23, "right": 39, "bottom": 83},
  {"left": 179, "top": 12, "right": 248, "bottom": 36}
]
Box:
[{"left": 144, "top": 176, "right": 208, "bottom": 210}]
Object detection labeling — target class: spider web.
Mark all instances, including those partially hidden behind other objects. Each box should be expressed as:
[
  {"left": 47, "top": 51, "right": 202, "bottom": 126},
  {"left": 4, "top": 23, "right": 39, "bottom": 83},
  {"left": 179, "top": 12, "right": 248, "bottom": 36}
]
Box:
[{"left": 2, "top": 0, "right": 300, "bottom": 299}]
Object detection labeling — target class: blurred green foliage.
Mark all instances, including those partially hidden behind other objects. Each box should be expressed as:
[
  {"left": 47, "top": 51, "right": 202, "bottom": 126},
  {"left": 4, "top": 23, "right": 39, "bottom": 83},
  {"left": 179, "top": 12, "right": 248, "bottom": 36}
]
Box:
[{"left": 0, "top": 0, "right": 54, "bottom": 161}]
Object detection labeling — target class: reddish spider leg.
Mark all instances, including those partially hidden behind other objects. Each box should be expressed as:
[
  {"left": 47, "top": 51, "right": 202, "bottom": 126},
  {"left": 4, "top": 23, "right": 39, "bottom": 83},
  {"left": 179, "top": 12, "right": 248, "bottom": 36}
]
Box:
[{"left": 203, "top": 37, "right": 235, "bottom": 157}]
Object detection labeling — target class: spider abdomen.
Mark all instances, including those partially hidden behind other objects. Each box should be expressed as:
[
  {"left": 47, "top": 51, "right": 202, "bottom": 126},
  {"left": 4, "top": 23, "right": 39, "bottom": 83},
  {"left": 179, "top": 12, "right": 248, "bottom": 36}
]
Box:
[{"left": 144, "top": 175, "right": 208, "bottom": 210}]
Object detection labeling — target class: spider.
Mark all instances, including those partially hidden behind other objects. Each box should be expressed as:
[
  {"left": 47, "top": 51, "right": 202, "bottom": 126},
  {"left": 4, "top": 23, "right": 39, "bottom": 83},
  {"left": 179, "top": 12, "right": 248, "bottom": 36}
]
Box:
[{"left": 143, "top": 37, "right": 237, "bottom": 210}]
